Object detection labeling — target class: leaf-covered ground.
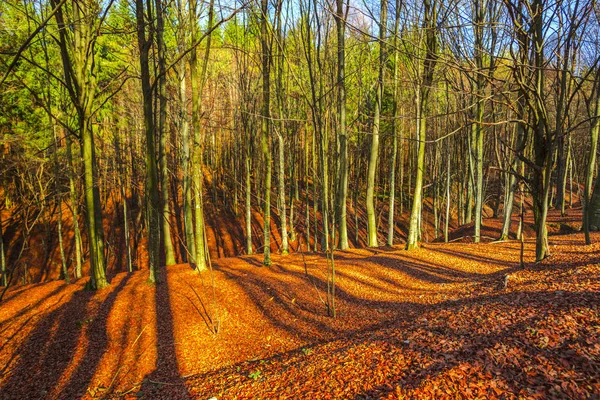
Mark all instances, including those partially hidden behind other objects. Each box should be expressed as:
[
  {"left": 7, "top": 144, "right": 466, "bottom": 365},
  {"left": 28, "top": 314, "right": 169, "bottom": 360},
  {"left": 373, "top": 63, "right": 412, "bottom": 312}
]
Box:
[{"left": 1, "top": 213, "right": 599, "bottom": 399}]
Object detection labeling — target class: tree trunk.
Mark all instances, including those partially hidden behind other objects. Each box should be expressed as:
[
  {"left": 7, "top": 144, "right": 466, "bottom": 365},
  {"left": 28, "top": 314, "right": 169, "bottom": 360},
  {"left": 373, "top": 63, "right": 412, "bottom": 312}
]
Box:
[
  {"left": 366, "top": 0, "right": 386, "bottom": 248},
  {"left": 276, "top": 132, "right": 288, "bottom": 254},
  {"left": 115, "top": 130, "right": 133, "bottom": 273},
  {"left": 261, "top": 0, "right": 272, "bottom": 266},
  {"left": 584, "top": 77, "right": 600, "bottom": 243},
  {"left": 53, "top": 125, "right": 69, "bottom": 283},
  {"left": 189, "top": 0, "right": 214, "bottom": 272},
  {"left": 274, "top": 1, "right": 288, "bottom": 255},
  {"left": 444, "top": 153, "right": 450, "bottom": 243},
  {"left": 179, "top": 63, "right": 196, "bottom": 262},
  {"left": 52, "top": 0, "right": 108, "bottom": 289},
  {"left": 334, "top": 0, "right": 349, "bottom": 250},
  {"left": 500, "top": 105, "right": 527, "bottom": 240},
  {"left": 65, "top": 131, "right": 82, "bottom": 278},
  {"left": 588, "top": 174, "right": 600, "bottom": 231},
  {"left": 245, "top": 149, "right": 253, "bottom": 254},
  {"left": 156, "top": 0, "right": 176, "bottom": 266},
  {"left": 136, "top": 0, "right": 161, "bottom": 283},
  {"left": 387, "top": 1, "right": 400, "bottom": 247},
  {"left": 407, "top": 0, "right": 436, "bottom": 250}
]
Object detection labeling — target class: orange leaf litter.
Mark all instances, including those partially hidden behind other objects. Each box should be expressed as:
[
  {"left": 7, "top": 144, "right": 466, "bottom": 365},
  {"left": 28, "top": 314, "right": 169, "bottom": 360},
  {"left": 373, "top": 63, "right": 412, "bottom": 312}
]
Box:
[{"left": 1, "top": 217, "right": 599, "bottom": 399}]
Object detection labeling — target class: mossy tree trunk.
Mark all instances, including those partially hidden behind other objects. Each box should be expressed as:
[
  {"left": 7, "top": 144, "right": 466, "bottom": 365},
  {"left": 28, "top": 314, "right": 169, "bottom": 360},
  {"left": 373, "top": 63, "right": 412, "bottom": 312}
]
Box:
[
  {"left": 189, "top": 0, "right": 214, "bottom": 272},
  {"left": 334, "top": 0, "right": 349, "bottom": 250},
  {"left": 155, "top": 0, "right": 176, "bottom": 266},
  {"left": 52, "top": 0, "right": 108, "bottom": 289},
  {"left": 135, "top": 0, "right": 161, "bottom": 283}
]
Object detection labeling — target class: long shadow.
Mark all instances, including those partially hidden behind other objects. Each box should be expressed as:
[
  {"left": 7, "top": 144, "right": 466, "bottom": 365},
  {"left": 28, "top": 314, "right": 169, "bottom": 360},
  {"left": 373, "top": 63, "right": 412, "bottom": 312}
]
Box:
[
  {"left": 0, "top": 290, "right": 90, "bottom": 400},
  {"left": 0, "top": 275, "right": 129, "bottom": 399},
  {"left": 139, "top": 267, "right": 191, "bottom": 398},
  {"left": 423, "top": 245, "right": 517, "bottom": 269},
  {"left": 184, "top": 288, "right": 599, "bottom": 399},
  {"left": 57, "top": 274, "right": 131, "bottom": 398},
  {"left": 217, "top": 261, "right": 433, "bottom": 343},
  {"left": 336, "top": 255, "right": 474, "bottom": 287},
  {"left": 205, "top": 243, "right": 600, "bottom": 394},
  {"left": 0, "top": 283, "right": 68, "bottom": 337},
  {"left": 352, "top": 289, "right": 600, "bottom": 399},
  {"left": 332, "top": 250, "right": 511, "bottom": 286},
  {"left": 331, "top": 268, "right": 421, "bottom": 296}
]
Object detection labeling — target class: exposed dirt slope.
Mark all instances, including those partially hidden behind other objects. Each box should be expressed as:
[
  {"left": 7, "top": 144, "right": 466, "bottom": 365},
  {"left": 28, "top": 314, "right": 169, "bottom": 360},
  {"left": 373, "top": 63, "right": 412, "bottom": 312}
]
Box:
[{"left": 5, "top": 186, "right": 580, "bottom": 285}]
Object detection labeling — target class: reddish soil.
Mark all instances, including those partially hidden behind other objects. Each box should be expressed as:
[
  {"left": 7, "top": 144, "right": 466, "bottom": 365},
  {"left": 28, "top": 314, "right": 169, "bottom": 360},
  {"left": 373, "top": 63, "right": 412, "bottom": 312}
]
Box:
[{"left": 0, "top": 208, "right": 598, "bottom": 399}]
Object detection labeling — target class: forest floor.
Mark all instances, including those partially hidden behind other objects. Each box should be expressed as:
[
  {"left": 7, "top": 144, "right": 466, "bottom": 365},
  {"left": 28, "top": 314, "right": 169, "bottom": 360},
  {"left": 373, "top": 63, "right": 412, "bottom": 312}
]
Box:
[{"left": 0, "top": 209, "right": 599, "bottom": 399}]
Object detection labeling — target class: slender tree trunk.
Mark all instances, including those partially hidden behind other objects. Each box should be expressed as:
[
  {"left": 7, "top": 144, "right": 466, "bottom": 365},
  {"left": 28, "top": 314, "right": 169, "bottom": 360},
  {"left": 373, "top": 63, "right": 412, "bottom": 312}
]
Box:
[
  {"left": 387, "top": 1, "right": 400, "bottom": 247},
  {"left": 466, "top": 122, "right": 474, "bottom": 224},
  {"left": 406, "top": 0, "right": 436, "bottom": 250},
  {"left": 261, "top": 0, "right": 272, "bottom": 266},
  {"left": 276, "top": 132, "right": 288, "bottom": 254},
  {"left": 245, "top": 149, "right": 253, "bottom": 254},
  {"left": 179, "top": 63, "right": 196, "bottom": 262},
  {"left": 65, "top": 131, "right": 82, "bottom": 278},
  {"left": 568, "top": 139, "right": 573, "bottom": 209},
  {"left": 531, "top": 0, "right": 550, "bottom": 261},
  {"left": 274, "top": 1, "right": 288, "bottom": 255},
  {"left": 156, "top": 0, "right": 176, "bottom": 266},
  {"left": 53, "top": 126, "right": 69, "bottom": 283},
  {"left": 136, "top": 0, "right": 161, "bottom": 283},
  {"left": 289, "top": 132, "right": 297, "bottom": 242},
  {"left": 366, "top": 0, "right": 386, "bottom": 248},
  {"left": 444, "top": 153, "right": 450, "bottom": 243},
  {"left": 82, "top": 118, "right": 108, "bottom": 288},
  {"left": 189, "top": 0, "right": 214, "bottom": 272},
  {"left": 335, "top": 0, "right": 349, "bottom": 250},
  {"left": 407, "top": 92, "right": 426, "bottom": 249},
  {"left": 500, "top": 104, "right": 526, "bottom": 240},
  {"left": 555, "top": 136, "right": 567, "bottom": 213},
  {"left": 584, "top": 77, "right": 600, "bottom": 243},
  {"left": 473, "top": 104, "right": 484, "bottom": 242},
  {"left": 318, "top": 115, "right": 329, "bottom": 251},
  {"left": 472, "top": 0, "right": 485, "bottom": 243},
  {"left": 115, "top": 131, "right": 133, "bottom": 273}
]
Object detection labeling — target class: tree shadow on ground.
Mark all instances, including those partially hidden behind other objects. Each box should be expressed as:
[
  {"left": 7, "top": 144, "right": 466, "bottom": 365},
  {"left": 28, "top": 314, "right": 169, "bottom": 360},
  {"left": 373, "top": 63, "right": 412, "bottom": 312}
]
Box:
[
  {"left": 187, "top": 287, "right": 599, "bottom": 399},
  {"left": 352, "top": 289, "right": 599, "bottom": 399},
  {"left": 0, "top": 274, "right": 130, "bottom": 399},
  {"left": 216, "top": 247, "right": 503, "bottom": 344},
  {"left": 138, "top": 267, "right": 191, "bottom": 398},
  {"left": 200, "top": 242, "right": 599, "bottom": 397}
]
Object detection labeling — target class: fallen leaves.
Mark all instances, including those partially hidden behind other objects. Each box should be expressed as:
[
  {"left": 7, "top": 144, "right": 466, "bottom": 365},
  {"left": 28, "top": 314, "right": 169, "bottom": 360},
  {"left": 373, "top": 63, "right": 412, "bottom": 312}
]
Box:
[{"left": 0, "top": 210, "right": 599, "bottom": 399}]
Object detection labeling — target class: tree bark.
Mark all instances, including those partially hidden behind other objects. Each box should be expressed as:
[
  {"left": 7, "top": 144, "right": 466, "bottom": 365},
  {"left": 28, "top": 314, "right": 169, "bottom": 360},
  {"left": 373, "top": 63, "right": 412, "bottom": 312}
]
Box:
[
  {"left": 52, "top": 0, "right": 108, "bottom": 289},
  {"left": 334, "top": 0, "right": 349, "bottom": 250},
  {"left": 584, "top": 75, "right": 600, "bottom": 243},
  {"left": 155, "top": 0, "right": 176, "bottom": 266},
  {"left": 136, "top": 0, "right": 161, "bottom": 283},
  {"left": 261, "top": 0, "right": 272, "bottom": 266},
  {"left": 366, "top": 0, "right": 386, "bottom": 248},
  {"left": 387, "top": 0, "right": 400, "bottom": 247},
  {"left": 407, "top": 0, "right": 437, "bottom": 250}
]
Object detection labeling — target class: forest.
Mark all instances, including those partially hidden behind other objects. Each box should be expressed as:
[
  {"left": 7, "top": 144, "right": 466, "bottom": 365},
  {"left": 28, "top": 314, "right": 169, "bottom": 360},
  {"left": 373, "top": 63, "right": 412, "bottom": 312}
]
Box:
[{"left": 0, "top": 0, "right": 600, "bottom": 398}]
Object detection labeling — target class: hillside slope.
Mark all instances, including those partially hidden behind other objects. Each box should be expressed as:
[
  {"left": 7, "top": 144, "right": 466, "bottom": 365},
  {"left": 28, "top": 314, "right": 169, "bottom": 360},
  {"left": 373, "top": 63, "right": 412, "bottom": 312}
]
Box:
[{"left": 0, "top": 227, "right": 598, "bottom": 399}]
